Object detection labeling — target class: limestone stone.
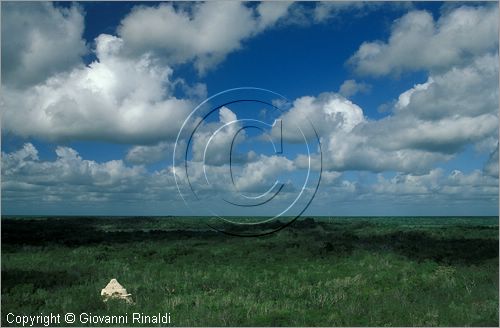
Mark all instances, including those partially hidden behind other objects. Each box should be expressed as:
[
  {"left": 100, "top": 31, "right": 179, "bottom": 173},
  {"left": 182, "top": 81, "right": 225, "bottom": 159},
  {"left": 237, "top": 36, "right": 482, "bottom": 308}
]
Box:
[{"left": 101, "top": 278, "right": 133, "bottom": 304}]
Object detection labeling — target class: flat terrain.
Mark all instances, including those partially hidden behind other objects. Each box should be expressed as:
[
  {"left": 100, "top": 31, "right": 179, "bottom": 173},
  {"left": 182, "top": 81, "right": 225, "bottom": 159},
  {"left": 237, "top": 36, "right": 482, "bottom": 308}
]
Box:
[{"left": 1, "top": 216, "right": 498, "bottom": 326}]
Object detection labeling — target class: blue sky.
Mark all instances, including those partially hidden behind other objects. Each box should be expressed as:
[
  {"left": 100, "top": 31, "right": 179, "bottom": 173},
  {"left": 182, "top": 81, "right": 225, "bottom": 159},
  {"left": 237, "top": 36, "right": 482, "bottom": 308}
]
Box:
[{"left": 1, "top": 1, "right": 498, "bottom": 216}]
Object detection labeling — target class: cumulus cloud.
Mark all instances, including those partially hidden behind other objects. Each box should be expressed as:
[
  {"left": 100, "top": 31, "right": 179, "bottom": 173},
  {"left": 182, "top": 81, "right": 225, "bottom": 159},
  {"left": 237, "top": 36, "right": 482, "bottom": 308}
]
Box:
[
  {"left": 373, "top": 168, "right": 498, "bottom": 201},
  {"left": 1, "top": 2, "right": 497, "bottom": 215},
  {"left": 313, "top": 1, "right": 385, "bottom": 23},
  {"left": 291, "top": 52, "right": 498, "bottom": 174},
  {"left": 1, "top": 34, "right": 194, "bottom": 144},
  {"left": 2, "top": 140, "right": 496, "bottom": 215},
  {"left": 1, "top": 143, "right": 187, "bottom": 212},
  {"left": 366, "top": 114, "right": 497, "bottom": 154},
  {"left": 232, "top": 154, "right": 295, "bottom": 192},
  {"left": 257, "top": 1, "right": 293, "bottom": 30},
  {"left": 126, "top": 142, "right": 175, "bottom": 165},
  {"left": 189, "top": 107, "right": 247, "bottom": 166},
  {"left": 0, "top": 142, "right": 293, "bottom": 206},
  {"left": 275, "top": 92, "right": 365, "bottom": 143},
  {"left": 279, "top": 92, "right": 449, "bottom": 173},
  {"left": 349, "top": 5, "right": 499, "bottom": 75},
  {"left": 394, "top": 54, "right": 499, "bottom": 120},
  {"left": 284, "top": 5, "right": 499, "bottom": 175},
  {"left": 339, "top": 79, "right": 371, "bottom": 97},
  {"left": 1, "top": 1, "right": 293, "bottom": 144},
  {"left": 118, "top": 1, "right": 292, "bottom": 74},
  {"left": 374, "top": 169, "right": 444, "bottom": 196},
  {"left": 366, "top": 53, "right": 498, "bottom": 156},
  {"left": 484, "top": 145, "right": 499, "bottom": 178},
  {"left": 1, "top": 2, "right": 87, "bottom": 88},
  {"left": 2, "top": 143, "right": 146, "bottom": 192},
  {"left": 308, "top": 168, "right": 498, "bottom": 215}
]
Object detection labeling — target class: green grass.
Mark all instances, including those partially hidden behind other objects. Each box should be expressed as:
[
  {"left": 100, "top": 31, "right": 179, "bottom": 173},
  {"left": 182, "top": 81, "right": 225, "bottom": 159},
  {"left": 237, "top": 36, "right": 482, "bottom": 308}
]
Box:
[{"left": 2, "top": 216, "right": 498, "bottom": 326}]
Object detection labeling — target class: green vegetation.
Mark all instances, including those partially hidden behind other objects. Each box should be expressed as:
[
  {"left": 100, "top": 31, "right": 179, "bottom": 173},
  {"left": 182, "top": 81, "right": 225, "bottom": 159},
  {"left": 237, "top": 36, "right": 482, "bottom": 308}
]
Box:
[{"left": 2, "top": 216, "right": 498, "bottom": 326}]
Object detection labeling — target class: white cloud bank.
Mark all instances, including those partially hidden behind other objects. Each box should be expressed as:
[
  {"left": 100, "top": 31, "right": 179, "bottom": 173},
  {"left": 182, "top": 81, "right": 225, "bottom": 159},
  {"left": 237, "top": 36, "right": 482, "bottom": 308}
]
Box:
[
  {"left": 291, "top": 52, "right": 498, "bottom": 173},
  {"left": 2, "top": 143, "right": 496, "bottom": 215},
  {"left": 2, "top": 34, "right": 193, "bottom": 143},
  {"left": 349, "top": 4, "right": 499, "bottom": 75},
  {"left": 1, "top": 143, "right": 148, "bottom": 203},
  {"left": 1, "top": 2, "right": 87, "bottom": 88},
  {"left": 117, "top": 1, "right": 292, "bottom": 74},
  {"left": 1, "top": 2, "right": 292, "bottom": 144},
  {"left": 282, "top": 5, "right": 497, "bottom": 175},
  {"left": 0, "top": 3, "right": 498, "bottom": 214},
  {"left": 338, "top": 79, "right": 371, "bottom": 98}
]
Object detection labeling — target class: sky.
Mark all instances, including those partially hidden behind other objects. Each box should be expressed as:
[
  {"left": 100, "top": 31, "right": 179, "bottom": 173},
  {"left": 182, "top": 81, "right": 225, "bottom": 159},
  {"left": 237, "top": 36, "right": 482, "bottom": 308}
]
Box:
[{"left": 1, "top": 1, "right": 499, "bottom": 217}]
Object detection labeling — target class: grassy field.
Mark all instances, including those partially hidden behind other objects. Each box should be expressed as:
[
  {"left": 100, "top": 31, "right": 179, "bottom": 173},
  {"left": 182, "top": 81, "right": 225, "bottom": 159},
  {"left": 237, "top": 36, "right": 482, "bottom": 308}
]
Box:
[{"left": 1, "top": 216, "right": 498, "bottom": 326}]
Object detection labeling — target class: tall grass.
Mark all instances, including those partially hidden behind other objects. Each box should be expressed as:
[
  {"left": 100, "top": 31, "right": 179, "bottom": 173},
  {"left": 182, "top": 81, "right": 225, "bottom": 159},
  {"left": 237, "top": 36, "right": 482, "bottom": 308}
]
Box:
[{"left": 2, "top": 217, "right": 498, "bottom": 326}]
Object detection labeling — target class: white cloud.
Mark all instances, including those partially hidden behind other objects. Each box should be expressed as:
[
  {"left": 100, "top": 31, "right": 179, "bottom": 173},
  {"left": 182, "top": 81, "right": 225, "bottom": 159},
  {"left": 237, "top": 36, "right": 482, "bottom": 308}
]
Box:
[
  {"left": 1, "top": 2, "right": 87, "bottom": 87},
  {"left": 309, "top": 102, "right": 496, "bottom": 171},
  {"left": 349, "top": 5, "right": 498, "bottom": 76},
  {"left": 484, "top": 146, "right": 499, "bottom": 178},
  {"left": 2, "top": 143, "right": 146, "bottom": 190},
  {"left": 172, "top": 154, "right": 296, "bottom": 200},
  {"left": 373, "top": 168, "right": 498, "bottom": 199},
  {"left": 233, "top": 154, "right": 295, "bottom": 193},
  {"left": 1, "top": 34, "right": 195, "bottom": 144},
  {"left": 280, "top": 92, "right": 451, "bottom": 173},
  {"left": 257, "top": 1, "right": 293, "bottom": 30},
  {"left": 190, "top": 107, "right": 246, "bottom": 166},
  {"left": 126, "top": 142, "right": 174, "bottom": 165},
  {"left": 394, "top": 54, "right": 499, "bottom": 120},
  {"left": 317, "top": 134, "right": 452, "bottom": 173},
  {"left": 339, "top": 79, "right": 371, "bottom": 97},
  {"left": 395, "top": 79, "right": 433, "bottom": 110},
  {"left": 1, "top": 1, "right": 293, "bottom": 144},
  {"left": 1, "top": 143, "right": 190, "bottom": 213},
  {"left": 368, "top": 114, "right": 498, "bottom": 154},
  {"left": 373, "top": 169, "right": 443, "bottom": 195},
  {"left": 275, "top": 92, "right": 365, "bottom": 143},
  {"left": 291, "top": 45, "right": 498, "bottom": 174},
  {"left": 2, "top": 142, "right": 496, "bottom": 215},
  {"left": 367, "top": 53, "right": 499, "bottom": 156},
  {"left": 1, "top": 2, "right": 497, "bottom": 215},
  {"left": 308, "top": 168, "right": 497, "bottom": 213},
  {"left": 313, "top": 1, "right": 385, "bottom": 23},
  {"left": 118, "top": 1, "right": 291, "bottom": 74},
  {"left": 319, "top": 170, "right": 342, "bottom": 185}
]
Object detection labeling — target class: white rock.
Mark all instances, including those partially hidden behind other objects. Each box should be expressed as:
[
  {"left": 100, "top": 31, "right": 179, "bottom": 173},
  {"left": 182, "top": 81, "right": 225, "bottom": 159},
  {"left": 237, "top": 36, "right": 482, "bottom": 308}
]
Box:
[{"left": 101, "top": 278, "right": 133, "bottom": 304}]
